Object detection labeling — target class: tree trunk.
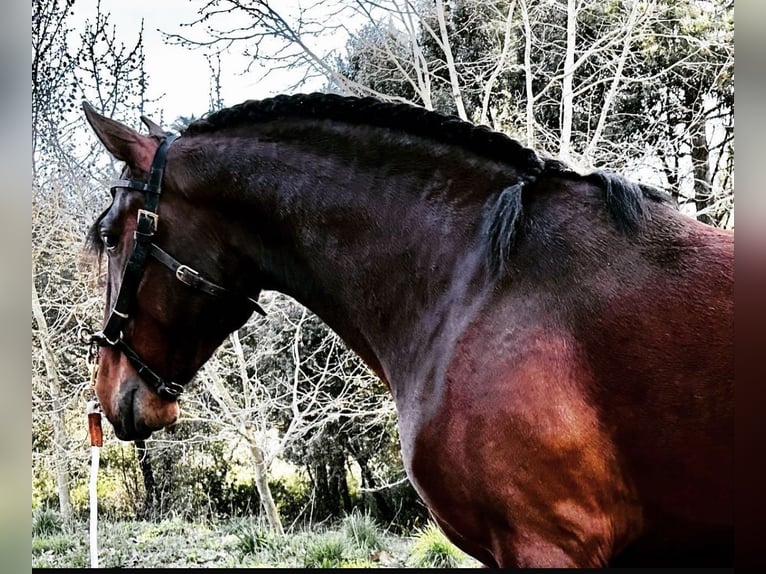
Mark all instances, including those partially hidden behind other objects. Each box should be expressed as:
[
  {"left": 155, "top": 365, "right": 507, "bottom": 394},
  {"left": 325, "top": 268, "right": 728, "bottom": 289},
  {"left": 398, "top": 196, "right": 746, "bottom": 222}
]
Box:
[
  {"left": 584, "top": 0, "right": 643, "bottom": 164},
  {"left": 480, "top": 0, "right": 517, "bottom": 126},
  {"left": 157, "top": 447, "right": 176, "bottom": 517},
  {"left": 32, "top": 280, "right": 72, "bottom": 519},
  {"left": 520, "top": 0, "right": 536, "bottom": 147},
  {"left": 312, "top": 461, "right": 332, "bottom": 519},
  {"left": 691, "top": 128, "right": 714, "bottom": 225},
  {"left": 559, "top": 0, "right": 577, "bottom": 161},
  {"left": 434, "top": 0, "right": 468, "bottom": 120},
  {"left": 245, "top": 426, "right": 284, "bottom": 535},
  {"left": 329, "top": 448, "right": 352, "bottom": 514},
  {"left": 200, "top": 341, "right": 284, "bottom": 533},
  {"left": 355, "top": 453, "right": 393, "bottom": 522}
]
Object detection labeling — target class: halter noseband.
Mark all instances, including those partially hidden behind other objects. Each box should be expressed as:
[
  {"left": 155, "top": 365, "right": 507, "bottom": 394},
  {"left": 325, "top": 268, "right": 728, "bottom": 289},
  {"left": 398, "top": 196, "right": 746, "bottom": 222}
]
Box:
[{"left": 90, "top": 133, "right": 266, "bottom": 401}]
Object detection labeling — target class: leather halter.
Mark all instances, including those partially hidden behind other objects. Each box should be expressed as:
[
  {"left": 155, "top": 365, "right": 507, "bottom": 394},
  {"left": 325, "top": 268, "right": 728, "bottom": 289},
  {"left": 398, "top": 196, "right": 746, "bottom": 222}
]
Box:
[{"left": 90, "top": 133, "right": 266, "bottom": 401}]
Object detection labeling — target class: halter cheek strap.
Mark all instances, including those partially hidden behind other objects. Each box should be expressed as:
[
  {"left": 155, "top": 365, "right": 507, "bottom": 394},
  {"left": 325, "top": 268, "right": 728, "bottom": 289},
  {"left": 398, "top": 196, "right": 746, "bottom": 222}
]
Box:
[
  {"left": 149, "top": 243, "right": 266, "bottom": 310},
  {"left": 91, "top": 133, "right": 266, "bottom": 401},
  {"left": 95, "top": 135, "right": 177, "bottom": 352}
]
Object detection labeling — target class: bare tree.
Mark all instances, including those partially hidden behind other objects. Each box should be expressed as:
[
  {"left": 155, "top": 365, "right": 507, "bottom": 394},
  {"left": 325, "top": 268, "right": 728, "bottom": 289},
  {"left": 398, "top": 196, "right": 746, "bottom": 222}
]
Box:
[
  {"left": 479, "top": 0, "right": 517, "bottom": 127},
  {"left": 33, "top": 0, "right": 152, "bottom": 516},
  {"left": 558, "top": 0, "right": 576, "bottom": 161},
  {"left": 32, "top": 0, "right": 85, "bottom": 515},
  {"left": 164, "top": 0, "right": 496, "bottom": 114},
  {"left": 174, "top": 292, "right": 392, "bottom": 530},
  {"left": 582, "top": 0, "right": 644, "bottom": 163}
]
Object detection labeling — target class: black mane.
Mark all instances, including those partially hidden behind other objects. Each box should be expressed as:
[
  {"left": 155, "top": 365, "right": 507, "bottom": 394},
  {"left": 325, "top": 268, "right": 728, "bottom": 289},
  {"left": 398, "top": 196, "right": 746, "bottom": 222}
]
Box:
[
  {"left": 184, "top": 92, "right": 546, "bottom": 177},
  {"left": 177, "top": 93, "right": 670, "bottom": 273}
]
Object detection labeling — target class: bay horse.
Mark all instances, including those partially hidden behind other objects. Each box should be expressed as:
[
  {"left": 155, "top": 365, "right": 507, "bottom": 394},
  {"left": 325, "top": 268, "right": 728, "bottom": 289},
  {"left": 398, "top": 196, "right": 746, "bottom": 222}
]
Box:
[{"left": 82, "top": 93, "right": 733, "bottom": 567}]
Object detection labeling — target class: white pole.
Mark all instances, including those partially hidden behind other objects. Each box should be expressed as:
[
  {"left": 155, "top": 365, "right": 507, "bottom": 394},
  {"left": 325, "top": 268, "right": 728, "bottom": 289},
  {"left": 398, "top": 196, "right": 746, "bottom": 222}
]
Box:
[
  {"left": 89, "top": 444, "right": 100, "bottom": 568},
  {"left": 86, "top": 399, "right": 102, "bottom": 569}
]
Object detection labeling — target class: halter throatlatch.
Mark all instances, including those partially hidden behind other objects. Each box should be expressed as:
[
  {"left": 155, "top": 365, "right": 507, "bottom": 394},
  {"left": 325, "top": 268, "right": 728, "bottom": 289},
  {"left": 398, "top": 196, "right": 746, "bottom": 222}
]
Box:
[{"left": 90, "top": 133, "right": 266, "bottom": 401}]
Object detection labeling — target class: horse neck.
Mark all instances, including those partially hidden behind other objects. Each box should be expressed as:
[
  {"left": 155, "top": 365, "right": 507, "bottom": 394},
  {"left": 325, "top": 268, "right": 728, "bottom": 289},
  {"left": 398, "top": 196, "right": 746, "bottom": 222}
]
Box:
[{"left": 186, "top": 123, "right": 512, "bottom": 395}]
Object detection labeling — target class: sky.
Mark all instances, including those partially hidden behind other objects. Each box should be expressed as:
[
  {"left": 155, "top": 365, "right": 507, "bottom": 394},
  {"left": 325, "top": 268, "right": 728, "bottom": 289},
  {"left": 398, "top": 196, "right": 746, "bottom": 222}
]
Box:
[{"left": 71, "top": 0, "right": 343, "bottom": 125}]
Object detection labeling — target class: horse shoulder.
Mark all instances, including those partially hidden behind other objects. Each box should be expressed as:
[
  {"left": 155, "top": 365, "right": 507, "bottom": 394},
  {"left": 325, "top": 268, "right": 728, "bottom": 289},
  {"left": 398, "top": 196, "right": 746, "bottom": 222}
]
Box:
[{"left": 405, "top": 301, "right": 642, "bottom": 567}]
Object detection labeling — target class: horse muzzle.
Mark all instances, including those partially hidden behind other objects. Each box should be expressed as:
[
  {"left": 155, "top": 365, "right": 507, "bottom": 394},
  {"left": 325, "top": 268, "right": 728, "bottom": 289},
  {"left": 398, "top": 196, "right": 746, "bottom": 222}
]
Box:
[{"left": 94, "top": 349, "right": 180, "bottom": 441}]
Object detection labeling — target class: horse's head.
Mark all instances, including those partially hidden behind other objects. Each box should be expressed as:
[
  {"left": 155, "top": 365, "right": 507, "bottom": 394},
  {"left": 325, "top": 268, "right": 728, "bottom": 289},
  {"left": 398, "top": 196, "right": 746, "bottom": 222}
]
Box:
[{"left": 83, "top": 103, "right": 260, "bottom": 440}]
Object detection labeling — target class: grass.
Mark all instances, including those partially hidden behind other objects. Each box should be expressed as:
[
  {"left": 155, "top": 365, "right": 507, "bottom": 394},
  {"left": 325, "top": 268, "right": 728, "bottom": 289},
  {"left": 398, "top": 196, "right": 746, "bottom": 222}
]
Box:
[
  {"left": 32, "top": 507, "right": 66, "bottom": 537},
  {"left": 31, "top": 510, "right": 481, "bottom": 568},
  {"left": 303, "top": 532, "right": 349, "bottom": 567},
  {"left": 407, "top": 522, "right": 473, "bottom": 568},
  {"left": 233, "top": 521, "right": 279, "bottom": 556},
  {"left": 341, "top": 509, "right": 386, "bottom": 553}
]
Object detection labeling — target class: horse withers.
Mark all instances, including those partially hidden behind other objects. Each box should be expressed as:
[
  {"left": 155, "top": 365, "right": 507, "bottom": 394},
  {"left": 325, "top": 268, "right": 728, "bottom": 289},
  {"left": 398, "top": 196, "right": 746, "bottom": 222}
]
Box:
[{"left": 82, "top": 93, "right": 733, "bottom": 567}]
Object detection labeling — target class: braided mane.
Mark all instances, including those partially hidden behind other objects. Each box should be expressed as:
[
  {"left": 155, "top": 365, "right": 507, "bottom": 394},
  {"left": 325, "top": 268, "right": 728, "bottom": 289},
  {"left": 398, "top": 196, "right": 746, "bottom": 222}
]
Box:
[
  {"left": 184, "top": 92, "right": 547, "bottom": 177},
  {"left": 182, "top": 92, "right": 670, "bottom": 275}
]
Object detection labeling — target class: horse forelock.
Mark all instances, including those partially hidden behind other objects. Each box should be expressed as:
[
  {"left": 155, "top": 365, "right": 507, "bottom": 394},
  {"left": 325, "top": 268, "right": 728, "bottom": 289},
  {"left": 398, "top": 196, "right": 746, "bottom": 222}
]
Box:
[{"left": 85, "top": 208, "right": 109, "bottom": 260}]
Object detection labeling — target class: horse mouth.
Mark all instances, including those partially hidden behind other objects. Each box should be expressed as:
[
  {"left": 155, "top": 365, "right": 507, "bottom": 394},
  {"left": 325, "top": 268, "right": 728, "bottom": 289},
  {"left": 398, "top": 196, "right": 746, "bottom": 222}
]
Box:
[{"left": 113, "top": 386, "right": 153, "bottom": 441}]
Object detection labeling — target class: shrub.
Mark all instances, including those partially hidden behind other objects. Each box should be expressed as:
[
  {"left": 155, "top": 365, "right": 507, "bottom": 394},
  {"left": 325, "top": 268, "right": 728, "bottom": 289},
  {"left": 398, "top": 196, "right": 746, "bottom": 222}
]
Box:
[
  {"left": 234, "top": 521, "right": 280, "bottom": 556},
  {"left": 303, "top": 532, "right": 349, "bottom": 568},
  {"left": 32, "top": 507, "right": 65, "bottom": 537},
  {"left": 341, "top": 509, "right": 385, "bottom": 552},
  {"left": 268, "top": 473, "right": 312, "bottom": 525},
  {"left": 407, "top": 522, "right": 466, "bottom": 568},
  {"left": 32, "top": 534, "right": 76, "bottom": 555}
]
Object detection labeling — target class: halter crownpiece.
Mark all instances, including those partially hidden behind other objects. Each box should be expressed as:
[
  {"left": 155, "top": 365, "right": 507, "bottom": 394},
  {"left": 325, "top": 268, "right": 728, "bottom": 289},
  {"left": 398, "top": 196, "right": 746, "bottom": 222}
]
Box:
[{"left": 91, "top": 133, "right": 266, "bottom": 401}]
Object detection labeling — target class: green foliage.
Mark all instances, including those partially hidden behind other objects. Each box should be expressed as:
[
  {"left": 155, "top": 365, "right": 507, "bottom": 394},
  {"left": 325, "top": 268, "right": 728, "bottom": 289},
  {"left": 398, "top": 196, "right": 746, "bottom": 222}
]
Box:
[
  {"left": 132, "top": 425, "right": 263, "bottom": 522},
  {"left": 70, "top": 460, "right": 138, "bottom": 520},
  {"left": 341, "top": 508, "right": 386, "bottom": 553},
  {"left": 32, "top": 507, "right": 66, "bottom": 537},
  {"left": 32, "top": 515, "right": 479, "bottom": 568},
  {"left": 32, "top": 465, "right": 60, "bottom": 511},
  {"left": 31, "top": 517, "right": 88, "bottom": 569},
  {"left": 233, "top": 520, "right": 282, "bottom": 557},
  {"left": 32, "top": 534, "right": 76, "bottom": 555},
  {"left": 139, "top": 517, "right": 190, "bottom": 538},
  {"left": 303, "top": 532, "right": 349, "bottom": 568},
  {"left": 334, "top": 22, "right": 420, "bottom": 103},
  {"left": 407, "top": 522, "right": 469, "bottom": 568},
  {"left": 231, "top": 514, "right": 389, "bottom": 567},
  {"left": 268, "top": 471, "right": 312, "bottom": 525}
]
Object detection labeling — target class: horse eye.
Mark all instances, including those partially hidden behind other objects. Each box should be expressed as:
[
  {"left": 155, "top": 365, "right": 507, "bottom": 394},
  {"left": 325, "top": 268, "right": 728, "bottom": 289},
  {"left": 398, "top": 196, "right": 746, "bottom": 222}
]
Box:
[{"left": 101, "top": 232, "right": 119, "bottom": 251}]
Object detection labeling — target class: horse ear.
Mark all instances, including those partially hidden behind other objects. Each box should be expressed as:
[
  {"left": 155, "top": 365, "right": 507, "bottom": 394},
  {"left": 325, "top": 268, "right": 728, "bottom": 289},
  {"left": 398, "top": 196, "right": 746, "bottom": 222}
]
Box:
[
  {"left": 140, "top": 114, "right": 166, "bottom": 138},
  {"left": 82, "top": 101, "right": 156, "bottom": 171}
]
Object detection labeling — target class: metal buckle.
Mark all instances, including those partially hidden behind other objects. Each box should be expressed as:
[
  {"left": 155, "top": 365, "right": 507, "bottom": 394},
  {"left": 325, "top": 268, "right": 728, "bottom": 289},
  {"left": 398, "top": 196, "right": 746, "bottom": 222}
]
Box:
[
  {"left": 160, "top": 381, "right": 184, "bottom": 399},
  {"left": 176, "top": 264, "right": 199, "bottom": 284},
  {"left": 91, "top": 329, "right": 120, "bottom": 347},
  {"left": 136, "top": 209, "right": 159, "bottom": 233}
]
